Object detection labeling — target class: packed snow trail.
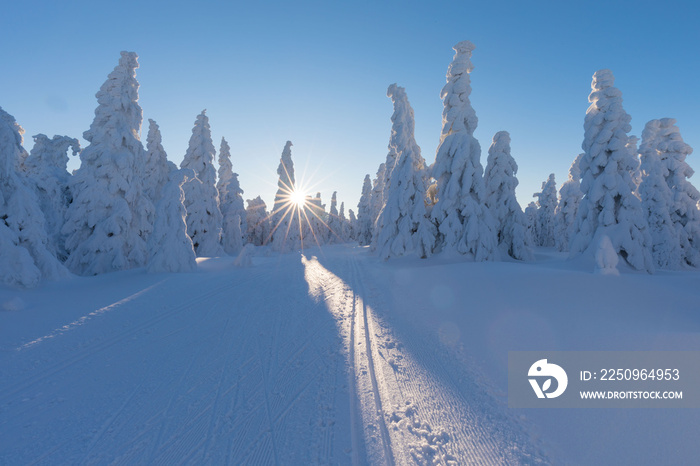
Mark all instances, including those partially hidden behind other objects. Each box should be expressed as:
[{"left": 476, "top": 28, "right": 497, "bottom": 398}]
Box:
[
  {"left": 304, "top": 248, "right": 546, "bottom": 465},
  {"left": 0, "top": 248, "right": 545, "bottom": 465}
]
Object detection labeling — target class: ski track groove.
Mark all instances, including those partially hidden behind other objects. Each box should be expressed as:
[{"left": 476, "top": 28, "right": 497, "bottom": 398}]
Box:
[
  {"left": 0, "top": 271, "right": 265, "bottom": 411},
  {"left": 349, "top": 254, "right": 396, "bottom": 466},
  {"left": 351, "top": 251, "right": 539, "bottom": 465}
]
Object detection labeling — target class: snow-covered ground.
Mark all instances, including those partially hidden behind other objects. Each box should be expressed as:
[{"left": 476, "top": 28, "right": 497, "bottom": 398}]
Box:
[{"left": 1, "top": 245, "right": 699, "bottom": 464}]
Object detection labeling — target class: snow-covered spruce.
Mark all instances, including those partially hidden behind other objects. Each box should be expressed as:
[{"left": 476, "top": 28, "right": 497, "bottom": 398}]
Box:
[
  {"left": 647, "top": 118, "right": 700, "bottom": 267},
  {"left": 0, "top": 108, "right": 69, "bottom": 287},
  {"left": 533, "top": 174, "right": 557, "bottom": 247},
  {"left": 145, "top": 119, "right": 177, "bottom": 204},
  {"left": 638, "top": 123, "right": 681, "bottom": 269},
  {"left": 569, "top": 69, "right": 653, "bottom": 273},
  {"left": 356, "top": 174, "right": 373, "bottom": 245},
  {"left": 62, "top": 52, "right": 155, "bottom": 275},
  {"left": 347, "top": 208, "right": 357, "bottom": 242},
  {"left": 233, "top": 243, "right": 255, "bottom": 267},
  {"left": 339, "top": 202, "right": 349, "bottom": 242},
  {"left": 483, "top": 131, "right": 533, "bottom": 261},
  {"left": 306, "top": 192, "right": 327, "bottom": 246},
  {"left": 374, "top": 84, "right": 435, "bottom": 259},
  {"left": 594, "top": 235, "right": 620, "bottom": 275},
  {"left": 24, "top": 134, "right": 80, "bottom": 261},
  {"left": 245, "top": 196, "right": 270, "bottom": 246},
  {"left": 217, "top": 137, "right": 246, "bottom": 255},
  {"left": 327, "top": 191, "right": 342, "bottom": 244},
  {"left": 147, "top": 169, "right": 197, "bottom": 273},
  {"left": 554, "top": 154, "right": 584, "bottom": 252},
  {"left": 368, "top": 162, "right": 386, "bottom": 241},
  {"left": 430, "top": 40, "right": 498, "bottom": 260},
  {"left": 271, "top": 141, "right": 301, "bottom": 252},
  {"left": 180, "top": 110, "right": 224, "bottom": 257},
  {"left": 524, "top": 202, "right": 539, "bottom": 247}
]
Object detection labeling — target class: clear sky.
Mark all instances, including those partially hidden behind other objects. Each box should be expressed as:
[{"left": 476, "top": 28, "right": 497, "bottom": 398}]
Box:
[{"left": 3, "top": 0, "right": 699, "bottom": 212}]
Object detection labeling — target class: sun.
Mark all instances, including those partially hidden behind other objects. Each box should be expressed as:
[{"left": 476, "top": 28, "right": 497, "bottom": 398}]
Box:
[{"left": 289, "top": 189, "right": 307, "bottom": 209}]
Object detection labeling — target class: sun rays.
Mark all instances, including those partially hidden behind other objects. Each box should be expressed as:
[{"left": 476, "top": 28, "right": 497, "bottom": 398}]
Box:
[{"left": 263, "top": 161, "right": 345, "bottom": 250}]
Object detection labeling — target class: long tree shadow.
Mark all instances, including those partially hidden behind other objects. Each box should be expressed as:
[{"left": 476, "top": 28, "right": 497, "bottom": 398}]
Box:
[{"left": 307, "top": 245, "right": 551, "bottom": 465}]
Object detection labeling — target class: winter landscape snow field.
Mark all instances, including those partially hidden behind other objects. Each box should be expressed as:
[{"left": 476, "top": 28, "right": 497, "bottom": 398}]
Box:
[{"left": 1, "top": 245, "right": 699, "bottom": 465}]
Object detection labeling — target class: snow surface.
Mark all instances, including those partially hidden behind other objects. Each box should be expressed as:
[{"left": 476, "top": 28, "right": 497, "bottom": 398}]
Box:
[{"left": 1, "top": 245, "right": 699, "bottom": 464}]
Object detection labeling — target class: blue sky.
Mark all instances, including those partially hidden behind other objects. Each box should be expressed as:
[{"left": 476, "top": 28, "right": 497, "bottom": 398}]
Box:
[{"left": 3, "top": 0, "right": 699, "bottom": 211}]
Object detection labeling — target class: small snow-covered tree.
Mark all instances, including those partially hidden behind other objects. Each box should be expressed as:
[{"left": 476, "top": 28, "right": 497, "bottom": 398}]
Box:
[
  {"left": 145, "top": 119, "right": 176, "bottom": 204},
  {"left": 594, "top": 235, "right": 620, "bottom": 275},
  {"left": 483, "top": 131, "right": 533, "bottom": 261},
  {"left": 63, "top": 52, "right": 155, "bottom": 275},
  {"left": 524, "top": 202, "right": 539, "bottom": 247},
  {"left": 180, "top": 110, "right": 224, "bottom": 257},
  {"left": 533, "top": 174, "right": 557, "bottom": 247},
  {"left": 217, "top": 137, "right": 247, "bottom": 254},
  {"left": 305, "top": 192, "right": 327, "bottom": 245},
  {"left": 271, "top": 141, "right": 301, "bottom": 252},
  {"left": 357, "top": 174, "right": 373, "bottom": 245},
  {"left": 327, "top": 191, "right": 342, "bottom": 243},
  {"left": 147, "top": 169, "right": 197, "bottom": 273},
  {"left": 430, "top": 40, "right": 497, "bottom": 260},
  {"left": 638, "top": 122, "right": 680, "bottom": 269},
  {"left": 374, "top": 84, "right": 435, "bottom": 259},
  {"left": 245, "top": 196, "right": 270, "bottom": 246},
  {"left": 339, "top": 201, "right": 349, "bottom": 242},
  {"left": 347, "top": 209, "right": 357, "bottom": 242},
  {"left": 0, "top": 108, "right": 69, "bottom": 287},
  {"left": 554, "top": 154, "right": 584, "bottom": 252},
  {"left": 569, "top": 69, "right": 653, "bottom": 273},
  {"left": 24, "top": 134, "right": 80, "bottom": 261},
  {"left": 369, "top": 163, "right": 386, "bottom": 232},
  {"left": 644, "top": 118, "right": 700, "bottom": 267}
]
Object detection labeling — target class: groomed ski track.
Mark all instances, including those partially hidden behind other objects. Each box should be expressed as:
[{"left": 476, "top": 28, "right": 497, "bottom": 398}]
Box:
[{"left": 0, "top": 246, "right": 546, "bottom": 465}]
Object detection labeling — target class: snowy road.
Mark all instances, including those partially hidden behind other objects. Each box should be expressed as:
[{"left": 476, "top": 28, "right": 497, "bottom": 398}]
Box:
[{"left": 0, "top": 247, "right": 544, "bottom": 465}]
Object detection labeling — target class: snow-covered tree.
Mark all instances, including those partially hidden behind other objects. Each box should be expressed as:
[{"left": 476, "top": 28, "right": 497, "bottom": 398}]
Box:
[
  {"left": 24, "top": 134, "right": 80, "bottom": 261},
  {"left": 339, "top": 201, "right": 348, "bottom": 241},
  {"left": 271, "top": 141, "right": 301, "bottom": 252},
  {"left": 594, "top": 235, "right": 620, "bottom": 275},
  {"left": 533, "top": 174, "right": 557, "bottom": 247},
  {"left": 144, "top": 119, "right": 176, "bottom": 204},
  {"left": 0, "top": 108, "right": 69, "bottom": 287},
  {"left": 180, "top": 110, "right": 224, "bottom": 257},
  {"left": 524, "top": 202, "right": 538, "bottom": 247},
  {"left": 369, "top": 163, "right": 386, "bottom": 232},
  {"left": 555, "top": 154, "right": 584, "bottom": 252},
  {"left": 483, "top": 131, "right": 533, "bottom": 261},
  {"left": 347, "top": 209, "right": 357, "bottom": 242},
  {"left": 245, "top": 196, "right": 270, "bottom": 246},
  {"left": 357, "top": 174, "right": 373, "bottom": 245},
  {"left": 306, "top": 192, "right": 327, "bottom": 246},
  {"left": 217, "top": 137, "right": 246, "bottom": 254},
  {"left": 327, "top": 191, "right": 342, "bottom": 243},
  {"left": 569, "top": 69, "right": 653, "bottom": 273},
  {"left": 642, "top": 118, "right": 700, "bottom": 267},
  {"left": 147, "top": 169, "right": 197, "bottom": 273},
  {"left": 430, "top": 40, "right": 497, "bottom": 260},
  {"left": 63, "top": 51, "right": 155, "bottom": 275},
  {"left": 638, "top": 123, "right": 680, "bottom": 269},
  {"left": 374, "top": 84, "right": 435, "bottom": 259}
]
